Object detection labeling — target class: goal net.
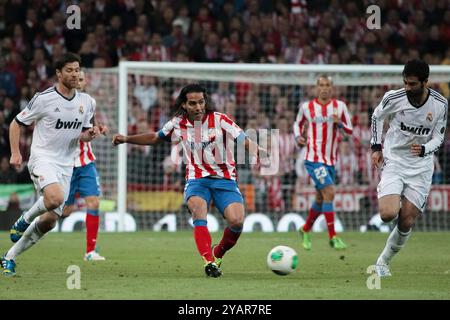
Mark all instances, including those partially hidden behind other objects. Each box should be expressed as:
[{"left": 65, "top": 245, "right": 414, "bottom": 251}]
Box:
[{"left": 84, "top": 63, "right": 450, "bottom": 232}]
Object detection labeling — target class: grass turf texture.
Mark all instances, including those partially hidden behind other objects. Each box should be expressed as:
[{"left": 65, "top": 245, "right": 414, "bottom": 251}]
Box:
[{"left": 0, "top": 231, "right": 449, "bottom": 300}]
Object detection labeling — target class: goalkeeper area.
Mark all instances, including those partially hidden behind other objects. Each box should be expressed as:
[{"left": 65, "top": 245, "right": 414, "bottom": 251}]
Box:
[{"left": 0, "top": 231, "right": 449, "bottom": 300}]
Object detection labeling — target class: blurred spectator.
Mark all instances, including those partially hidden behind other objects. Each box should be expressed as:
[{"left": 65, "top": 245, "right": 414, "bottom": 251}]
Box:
[
  {"left": 335, "top": 139, "right": 359, "bottom": 185},
  {"left": 0, "top": 193, "right": 22, "bottom": 231},
  {"left": 274, "top": 117, "right": 296, "bottom": 183},
  {"left": 0, "top": 0, "right": 446, "bottom": 72},
  {"left": 0, "top": 156, "right": 18, "bottom": 184},
  {"left": 1, "top": 96, "right": 20, "bottom": 124},
  {"left": 0, "top": 57, "right": 17, "bottom": 97},
  {"left": 146, "top": 33, "right": 171, "bottom": 61},
  {"left": 133, "top": 75, "right": 158, "bottom": 112},
  {"left": 0, "top": 111, "right": 9, "bottom": 158},
  {"left": 211, "top": 82, "right": 236, "bottom": 113},
  {"left": 432, "top": 155, "right": 444, "bottom": 184},
  {"left": 30, "top": 48, "right": 53, "bottom": 90}
]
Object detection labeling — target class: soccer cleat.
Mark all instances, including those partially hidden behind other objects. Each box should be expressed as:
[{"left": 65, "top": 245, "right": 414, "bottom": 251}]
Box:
[
  {"left": 375, "top": 263, "right": 392, "bottom": 277},
  {"left": 212, "top": 244, "right": 222, "bottom": 268},
  {"left": 299, "top": 226, "right": 312, "bottom": 250},
  {"left": 204, "top": 262, "right": 222, "bottom": 278},
  {"left": 10, "top": 215, "right": 30, "bottom": 243},
  {"left": 84, "top": 250, "right": 106, "bottom": 261},
  {"left": 329, "top": 236, "right": 347, "bottom": 250},
  {"left": 1, "top": 255, "right": 16, "bottom": 276}
]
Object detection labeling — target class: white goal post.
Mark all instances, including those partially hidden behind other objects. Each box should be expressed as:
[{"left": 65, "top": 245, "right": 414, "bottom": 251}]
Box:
[{"left": 89, "top": 62, "right": 450, "bottom": 232}]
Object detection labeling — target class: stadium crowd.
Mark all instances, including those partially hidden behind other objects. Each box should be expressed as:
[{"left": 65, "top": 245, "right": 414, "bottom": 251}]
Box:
[{"left": 0, "top": 0, "right": 449, "bottom": 213}]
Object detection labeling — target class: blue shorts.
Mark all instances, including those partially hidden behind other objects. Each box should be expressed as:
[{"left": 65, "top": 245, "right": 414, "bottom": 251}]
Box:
[
  {"left": 184, "top": 177, "right": 244, "bottom": 215},
  {"left": 65, "top": 162, "right": 101, "bottom": 205},
  {"left": 304, "top": 160, "right": 336, "bottom": 190}
]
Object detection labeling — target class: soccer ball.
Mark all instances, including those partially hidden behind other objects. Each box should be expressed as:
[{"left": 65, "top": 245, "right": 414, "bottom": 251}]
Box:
[{"left": 267, "top": 245, "right": 298, "bottom": 276}]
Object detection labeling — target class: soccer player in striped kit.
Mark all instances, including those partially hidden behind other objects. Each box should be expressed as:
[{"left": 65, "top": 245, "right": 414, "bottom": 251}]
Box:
[
  {"left": 62, "top": 70, "right": 108, "bottom": 261},
  {"left": 293, "top": 74, "right": 353, "bottom": 250},
  {"left": 113, "top": 83, "right": 268, "bottom": 278}
]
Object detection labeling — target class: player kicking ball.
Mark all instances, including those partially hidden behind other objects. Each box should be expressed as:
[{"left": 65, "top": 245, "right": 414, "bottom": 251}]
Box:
[
  {"left": 2, "top": 53, "right": 99, "bottom": 276},
  {"left": 370, "top": 59, "right": 447, "bottom": 277},
  {"left": 112, "top": 84, "right": 268, "bottom": 278},
  {"left": 62, "top": 70, "right": 108, "bottom": 261}
]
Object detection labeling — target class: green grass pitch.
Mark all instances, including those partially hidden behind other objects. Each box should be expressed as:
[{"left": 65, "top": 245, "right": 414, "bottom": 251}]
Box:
[{"left": 0, "top": 231, "right": 449, "bottom": 300}]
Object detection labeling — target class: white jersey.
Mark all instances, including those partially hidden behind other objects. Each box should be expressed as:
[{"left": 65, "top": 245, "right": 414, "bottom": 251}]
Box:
[
  {"left": 74, "top": 97, "right": 97, "bottom": 167},
  {"left": 371, "top": 88, "right": 448, "bottom": 173},
  {"left": 16, "top": 86, "right": 95, "bottom": 175}
]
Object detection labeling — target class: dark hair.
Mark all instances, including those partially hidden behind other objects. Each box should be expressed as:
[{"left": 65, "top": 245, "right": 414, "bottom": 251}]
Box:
[
  {"left": 173, "top": 83, "right": 215, "bottom": 117},
  {"left": 54, "top": 52, "right": 81, "bottom": 71},
  {"left": 402, "top": 59, "right": 429, "bottom": 82}
]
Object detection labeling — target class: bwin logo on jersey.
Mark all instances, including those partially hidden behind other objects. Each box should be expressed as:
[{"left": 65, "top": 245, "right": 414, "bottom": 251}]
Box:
[
  {"left": 400, "top": 122, "right": 431, "bottom": 135},
  {"left": 55, "top": 118, "right": 83, "bottom": 130}
]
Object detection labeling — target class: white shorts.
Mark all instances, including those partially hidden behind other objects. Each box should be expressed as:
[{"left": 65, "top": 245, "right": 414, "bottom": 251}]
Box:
[
  {"left": 377, "top": 162, "right": 433, "bottom": 212},
  {"left": 28, "top": 161, "right": 73, "bottom": 216}
]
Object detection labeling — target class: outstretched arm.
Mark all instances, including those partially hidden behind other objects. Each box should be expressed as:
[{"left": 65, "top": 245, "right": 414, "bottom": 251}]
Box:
[{"left": 112, "top": 132, "right": 161, "bottom": 146}]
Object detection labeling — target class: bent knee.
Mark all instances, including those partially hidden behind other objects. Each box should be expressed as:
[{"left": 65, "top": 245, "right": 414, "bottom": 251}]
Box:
[
  {"left": 85, "top": 197, "right": 100, "bottom": 210},
  {"left": 187, "top": 200, "right": 207, "bottom": 217},
  {"left": 44, "top": 195, "right": 65, "bottom": 211},
  {"left": 227, "top": 215, "right": 244, "bottom": 228},
  {"left": 379, "top": 207, "right": 399, "bottom": 222},
  {"left": 321, "top": 186, "right": 335, "bottom": 201}
]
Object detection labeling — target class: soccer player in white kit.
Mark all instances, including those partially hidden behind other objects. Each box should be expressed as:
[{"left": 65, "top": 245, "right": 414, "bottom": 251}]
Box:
[
  {"left": 1, "top": 53, "right": 99, "bottom": 276},
  {"left": 62, "top": 71, "right": 108, "bottom": 262},
  {"left": 371, "top": 59, "right": 448, "bottom": 277}
]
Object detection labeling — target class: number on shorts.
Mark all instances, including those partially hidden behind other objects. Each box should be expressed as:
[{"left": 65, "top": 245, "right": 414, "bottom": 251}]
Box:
[{"left": 313, "top": 166, "right": 328, "bottom": 180}]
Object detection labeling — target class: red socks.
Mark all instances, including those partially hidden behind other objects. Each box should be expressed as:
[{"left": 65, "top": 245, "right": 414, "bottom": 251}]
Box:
[
  {"left": 193, "top": 222, "right": 213, "bottom": 263},
  {"left": 86, "top": 210, "right": 99, "bottom": 253},
  {"left": 302, "top": 207, "right": 321, "bottom": 232},
  {"left": 213, "top": 227, "right": 242, "bottom": 258},
  {"left": 324, "top": 211, "right": 336, "bottom": 239}
]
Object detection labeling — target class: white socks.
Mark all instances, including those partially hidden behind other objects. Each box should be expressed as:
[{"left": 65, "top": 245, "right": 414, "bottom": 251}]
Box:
[
  {"left": 377, "top": 225, "right": 411, "bottom": 265},
  {"left": 6, "top": 217, "right": 45, "bottom": 260},
  {"left": 23, "top": 196, "right": 48, "bottom": 224}
]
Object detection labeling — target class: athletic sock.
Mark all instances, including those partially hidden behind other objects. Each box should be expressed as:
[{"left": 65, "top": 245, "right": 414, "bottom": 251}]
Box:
[
  {"left": 323, "top": 202, "right": 336, "bottom": 239},
  {"left": 213, "top": 226, "right": 242, "bottom": 258},
  {"left": 86, "top": 209, "right": 100, "bottom": 253},
  {"left": 377, "top": 225, "right": 411, "bottom": 265},
  {"left": 6, "top": 217, "right": 45, "bottom": 260},
  {"left": 302, "top": 202, "right": 322, "bottom": 232},
  {"left": 23, "top": 197, "right": 48, "bottom": 224},
  {"left": 193, "top": 219, "right": 213, "bottom": 263}
]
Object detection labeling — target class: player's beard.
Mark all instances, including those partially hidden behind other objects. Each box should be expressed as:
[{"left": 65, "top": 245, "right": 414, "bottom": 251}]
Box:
[
  {"left": 406, "top": 86, "right": 424, "bottom": 105},
  {"left": 63, "top": 78, "right": 79, "bottom": 90}
]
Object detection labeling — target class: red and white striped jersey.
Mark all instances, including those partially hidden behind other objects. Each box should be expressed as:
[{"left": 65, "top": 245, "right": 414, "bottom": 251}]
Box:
[
  {"left": 293, "top": 99, "right": 353, "bottom": 166},
  {"left": 74, "top": 97, "right": 96, "bottom": 167},
  {"left": 159, "top": 111, "right": 244, "bottom": 181},
  {"left": 74, "top": 141, "right": 96, "bottom": 167}
]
